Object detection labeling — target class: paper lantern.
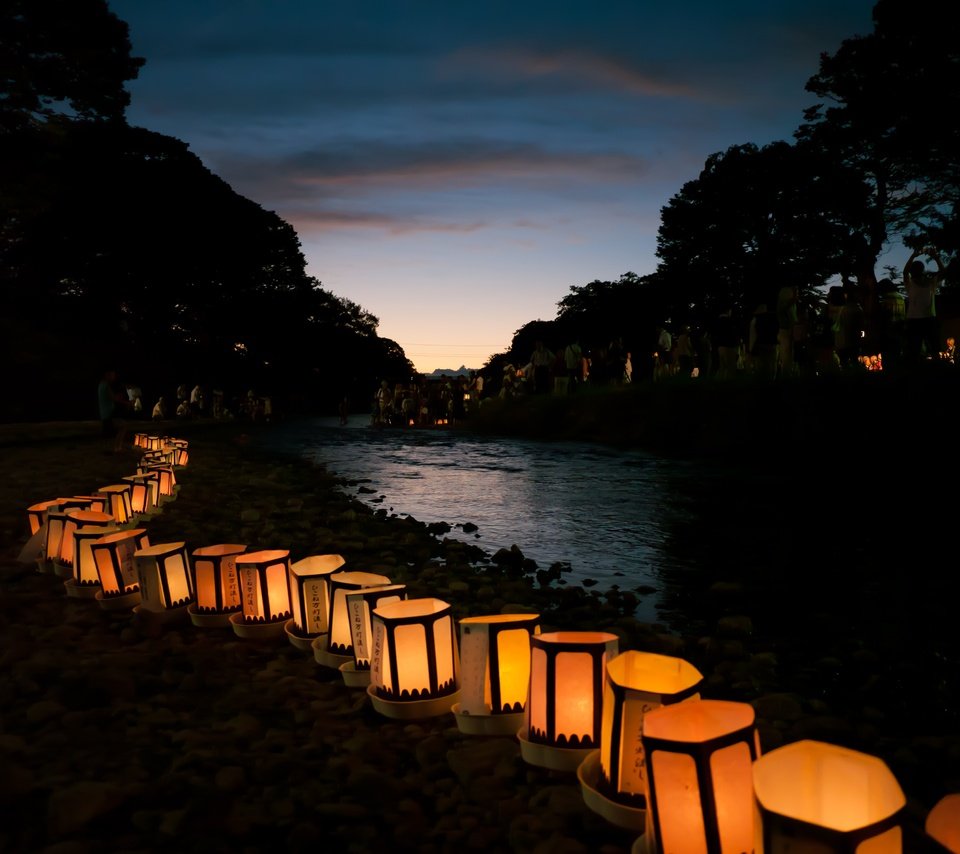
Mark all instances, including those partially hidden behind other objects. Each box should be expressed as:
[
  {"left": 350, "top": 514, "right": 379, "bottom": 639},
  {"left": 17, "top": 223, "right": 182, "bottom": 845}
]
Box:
[
  {"left": 23, "top": 499, "right": 62, "bottom": 573},
  {"left": 145, "top": 436, "right": 164, "bottom": 451},
  {"left": 96, "top": 483, "right": 134, "bottom": 526},
  {"left": 314, "top": 571, "right": 391, "bottom": 668},
  {"left": 641, "top": 699, "right": 760, "bottom": 854},
  {"left": 927, "top": 794, "right": 960, "bottom": 853},
  {"left": 230, "top": 550, "right": 292, "bottom": 639},
  {"left": 54, "top": 509, "right": 114, "bottom": 578},
  {"left": 284, "top": 554, "right": 346, "bottom": 651},
  {"left": 519, "top": 631, "right": 619, "bottom": 772},
  {"left": 41, "top": 499, "right": 97, "bottom": 574},
  {"left": 753, "top": 739, "right": 906, "bottom": 854},
  {"left": 122, "top": 473, "right": 161, "bottom": 516},
  {"left": 139, "top": 463, "right": 176, "bottom": 501},
  {"left": 367, "top": 597, "right": 461, "bottom": 719},
  {"left": 452, "top": 613, "right": 541, "bottom": 735},
  {"left": 64, "top": 521, "right": 120, "bottom": 598},
  {"left": 27, "top": 499, "right": 61, "bottom": 536},
  {"left": 134, "top": 542, "right": 194, "bottom": 621},
  {"left": 166, "top": 439, "right": 189, "bottom": 467},
  {"left": 579, "top": 651, "right": 704, "bottom": 832},
  {"left": 339, "top": 584, "right": 406, "bottom": 687},
  {"left": 133, "top": 432, "right": 149, "bottom": 448},
  {"left": 91, "top": 528, "right": 149, "bottom": 609},
  {"left": 188, "top": 544, "right": 247, "bottom": 627}
]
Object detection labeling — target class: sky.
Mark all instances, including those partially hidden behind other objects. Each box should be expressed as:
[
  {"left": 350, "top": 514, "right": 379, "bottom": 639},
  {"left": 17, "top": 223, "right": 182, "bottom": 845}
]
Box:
[{"left": 111, "top": 0, "right": 882, "bottom": 373}]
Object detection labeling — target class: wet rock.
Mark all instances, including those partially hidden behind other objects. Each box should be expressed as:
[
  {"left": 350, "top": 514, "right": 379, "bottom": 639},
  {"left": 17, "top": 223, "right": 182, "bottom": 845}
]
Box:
[
  {"left": 752, "top": 693, "right": 804, "bottom": 723},
  {"left": 240, "top": 509, "right": 260, "bottom": 523},
  {"left": 716, "top": 615, "right": 752, "bottom": 638},
  {"left": 47, "top": 782, "right": 126, "bottom": 836},
  {"left": 215, "top": 765, "right": 246, "bottom": 792}
]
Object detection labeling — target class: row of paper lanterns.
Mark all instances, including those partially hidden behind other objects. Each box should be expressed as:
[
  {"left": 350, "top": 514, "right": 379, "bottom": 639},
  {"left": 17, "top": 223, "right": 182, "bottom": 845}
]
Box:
[{"left": 23, "top": 431, "right": 960, "bottom": 854}]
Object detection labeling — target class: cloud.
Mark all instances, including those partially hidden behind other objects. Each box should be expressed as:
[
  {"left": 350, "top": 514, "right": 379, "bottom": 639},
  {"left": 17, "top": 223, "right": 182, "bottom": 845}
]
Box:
[{"left": 288, "top": 210, "right": 488, "bottom": 235}]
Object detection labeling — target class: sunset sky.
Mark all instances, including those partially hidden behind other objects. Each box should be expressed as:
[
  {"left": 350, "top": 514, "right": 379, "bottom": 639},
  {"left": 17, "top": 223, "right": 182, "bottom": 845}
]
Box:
[{"left": 112, "top": 0, "right": 883, "bottom": 373}]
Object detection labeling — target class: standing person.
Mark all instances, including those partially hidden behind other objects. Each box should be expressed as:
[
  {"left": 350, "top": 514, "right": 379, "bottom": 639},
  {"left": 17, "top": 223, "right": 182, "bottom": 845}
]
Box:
[
  {"left": 98, "top": 369, "right": 128, "bottom": 453},
  {"left": 835, "top": 287, "right": 865, "bottom": 368},
  {"left": 714, "top": 308, "right": 739, "bottom": 379},
  {"left": 676, "top": 326, "right": 694, "bottom": 378},
  {"left": 749, "top": 305, "right": 778, "bottom": 380},
  {"left": 564, "top": 340, "right": 582, "bottom": 392},
  {"left": 904, "top": 246, "right": 944, "bottom": 365},
  {"left": 338, "top": 396, "right": 350, "bottom": 426},
  {"left": 776, "top": 285, "right": 799, "bottom": 378},
  {"left": 623, "top": 351, "right": 633, "bottom": 383},
  {"left": 655, "top": 326, "right": 672, "bottom": 381},
  {"left": 529, "top": 340, "right": 554, "bottom": 394}
]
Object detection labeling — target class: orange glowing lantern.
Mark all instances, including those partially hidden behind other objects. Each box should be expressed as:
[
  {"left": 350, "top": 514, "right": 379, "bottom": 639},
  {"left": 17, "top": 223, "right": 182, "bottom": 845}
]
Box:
[
  {"left": 133, "top": 542, "right": 194, "bottom": 621},
  {"left": 753, "top": 739, "right": 906, "bottom": 854},
  {"left": 140, "top": 463, "right": 176, "bottom": 501},
  {"left": 519, "top": 631, "right": 619, "bottom": 772},
  {"left": 24, "top": 499, "right": 62, "bottom": 572},
  {"left": 54, "top": 509, "right": 114, "bottom": 578},
  {"left": 452, "top": 613, "right": 541, "bottom": 736},
  {"left": 91, "top": 528, "right": 149, "bottom": 609},
  {"left": 927, "top": 794, "right": 960, "bottom": 853},
  {"left": 230, "top": 550, "right": 292, "bottom": 639},
  {"left": 166, "top": 439, "right": 189, "bottom": 466},
  {"left": 339, "top": 584, "right": 406, "bottom": 687},
  {"left": 641, "top": 699, "right": 760, "bottom": 854},
  {"left": 123, "top": 472, "right": 161, "bottom": 516},
  {"left": 145, "top": 436, "right": 164, "bottom": 451},
  {"left": 367, "top": 597, "right": 460, "bottom": 719},
  {"left": 579, "top": 651, "right": 704, "bottom": 832},
  {"left": 284, "top": 554, "right": 346, "bottom": 651},
  {"left": 96, "top": 483, "right": 134, "bottom": 526},
  {"left": 27, "top": 499, "right": 61, "bottom": 536},
  {"left": 64, "top": 521, "right": 120, "bottom": 598},
  {"left": 41, "top": 499, "right": 98, "bottom": 574},
  {"left": 188, "top": 544, "right": 247, "bottom": 627},
  {"left": 315, "top": 571, "right": 391, "bottom": 668}
]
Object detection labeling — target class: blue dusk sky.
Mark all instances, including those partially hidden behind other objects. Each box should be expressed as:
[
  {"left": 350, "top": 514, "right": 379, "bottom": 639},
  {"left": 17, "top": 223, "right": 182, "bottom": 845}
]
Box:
[{"left": 111, "top": 0, "right": 884, "bottom": 373}]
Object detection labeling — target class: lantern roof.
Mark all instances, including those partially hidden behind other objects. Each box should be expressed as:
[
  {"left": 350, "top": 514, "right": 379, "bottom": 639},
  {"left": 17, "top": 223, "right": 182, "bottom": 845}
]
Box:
[
  {"left": 192, "top": 543, "right": 247, "bottom": 557},
  {"left": 643, "top": 698, "right": 754, "bottom": 743},
  {"left": 606, "top": 650, "right": 703, "bottom": 697},
  {"left": 290, "top": 554, "right": 345, "bottom": 576},
  {"left": 237, "top": 549, "right": 290, "bottom": 565}
]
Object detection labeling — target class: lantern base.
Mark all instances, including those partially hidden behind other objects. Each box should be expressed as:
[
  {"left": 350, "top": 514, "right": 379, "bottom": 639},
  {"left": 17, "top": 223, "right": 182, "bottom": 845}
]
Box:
[
  {"left": 64, "top": 578, "right": 101, "bottom": 599},
  {"left": 366, "top": 684, "right": 462, "bottom": 720},
  {"left": 311, "top": 637, "right": 353, "bottom": 669},
  {"left": 36, "top": 557, "right": 53, "bottom": 574},
  {"left": 95, "top": 589, "right": 141, "bottom": 610},
  {"left": 577, "top": 750, "right": 647, "bottom": 832},
  {"left": 133, "top": 603, "right": 190, "bottom": 625},
  {"left": 53, "top": 561, "right": 73, "bottom": 579},
  {"left": 188, "top": 603, "right": 236, "bottom": 628},
  {"left": 451, "top": 703, "right": 526, "bottom": 736},
  {"left": 631, "top": 835, "right": 652, "bottom": 854},
  {"left": 339, "top": 660, "right": 371, "bottom": 688},
  {"left": 284, "top": 620, "right": 320, "bottom": 652},
  {"left": 517, "top": 727, "right": 595, "bottom": 773},
  {"left": 229, "top": 612, "right": 285, "bottom": 640}
]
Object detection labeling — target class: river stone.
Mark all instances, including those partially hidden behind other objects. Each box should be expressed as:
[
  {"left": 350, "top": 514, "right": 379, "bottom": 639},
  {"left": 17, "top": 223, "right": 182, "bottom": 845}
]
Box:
[
  {"left": 47, "top": 782, "right": 126, "bottom": 836},
  {"left": 446, "top": 738, "right": 519, "bottom": 787},
  {"left": 716, "top": 615, "right": 753, "bottom": 638},
  {"left": 752, "top": 693, "right": 804, "bottom": 722}
]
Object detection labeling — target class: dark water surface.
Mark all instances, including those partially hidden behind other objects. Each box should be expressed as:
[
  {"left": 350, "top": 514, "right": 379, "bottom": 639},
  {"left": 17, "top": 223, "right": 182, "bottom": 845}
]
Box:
[{"left": 265, "top": 417, "right": 960, "bottom": 744}]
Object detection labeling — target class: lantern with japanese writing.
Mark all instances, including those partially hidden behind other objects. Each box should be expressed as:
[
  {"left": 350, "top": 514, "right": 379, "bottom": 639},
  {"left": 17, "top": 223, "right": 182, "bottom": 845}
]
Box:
[
  {"left": 753, "top": 739, "right": 906, "bottom": 853},
  {"left": 453, "top": 613, "right": 541, "bottom": 736},
  {"left": 927, "top": 794, "right": 960, "bottom": 853},
  {"left": 230, "top": 550, "right": 292, "bottom": 639},
  {"left": 315, "top": 571, "right": 391, "bottom": 668},
  {"left": 367, "top": 597, "right": 460, "bottom": 719},
  {"left": 92, "top": 528, "right": 149, "bottom": 610},
  {"left": 579, "top": 651, "right": 704, "bottom": 832},
  {"left": 54, "top": 509, "right": 114, "bottom": 578},
  {"left": 133, "top": 542, "right": 194, "bottom": 622},
  {"left": 339, "top": 584, "right": 406, "bottom": 687},
  {"left": 641, "top": 699, "right": 759, "bottom": 854},
  {"left": 96, "top": 483, "right": 134, "bottom": 526},
  {"left": 284, "top": 554, "right": 345, "bottom": 651},
  {"left": 188, "top": 544, "right": 247, "bottom": 627},
  {"left": 123, "top": 472, "right": 161, "bottom": 516},
  {"left": 64, "top": 520, "right": 120, "bottom": 598},
  {"left": 519, "top": 631, "right": 619, "bottom": 772}
]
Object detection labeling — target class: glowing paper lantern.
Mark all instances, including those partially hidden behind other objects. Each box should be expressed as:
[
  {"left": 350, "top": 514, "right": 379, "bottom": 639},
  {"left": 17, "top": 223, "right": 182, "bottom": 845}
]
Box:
[
  {"left": 27, "top": 500, "right": 61, "bottom": 536},
  {"left": 452, "top": 613, "right": 541, "bottom": 736},
  {"left": 188, "top": 544, "right": 247, "bottom": 627},
  {"left": 64, "top": 521, "right": 120, "bottom": 598},
  {"left": 123, "top": 473, "right": 161, "bottom": 516},
  {"left": 753, "top": 739, "right": 906, "bottom": 854},
  {"left": 166, "top": 439, "right": 189, "bottom": 467},
  {"left": 339, "top": 584, "right": 406, "bottom": 687},
  {"left": 927, "top": 794, "right": 960, "bottom": 853},
  {"left": 284, "top": 554, "right": 346, "bottom": 651},
  {"left": 315, "top": 571, "right": 391, "bottom": 668},
  {"left": 134, "top": 542, "right": 194, "bottom": 620},
  {"left": 96, "top": 484, "right": 134, "bottom": 526},
  {"left": 367, "top": 597, "right": 461, "bottom": 719},
  {"left": 579, "top": 651, "right": 704, "bottom": 832},
  {"left": 641, "top": 699, "right": 760, "bottom": 854},
  {"left": 519, "top": 631, "right": 619, "bottom": 772},
  {"left": 42, "top": 500, "right": 98, "bottom": 574},
  {"left": 139, "top": 463, "right": 176, "bottom": 501},
  {"left": 133, "top": 432, "right": 148, "bottom": 448},
  {"left": 145, "top": 436, "right": 164, "bottom": 451},
  {"left": 91, "top": 528, "right": 149, "bottom": 609},
  {"left": 54, "top": 510, "right": 114, "bottom": 578},
  {"left": 230, "top": 550, "right": 292, "bottom": 639}
]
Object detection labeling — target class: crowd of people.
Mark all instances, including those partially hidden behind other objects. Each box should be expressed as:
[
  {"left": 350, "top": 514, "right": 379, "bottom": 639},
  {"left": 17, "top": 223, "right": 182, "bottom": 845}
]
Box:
[{"left": 370, "top": 375, "right": 484, "bottom": 428}]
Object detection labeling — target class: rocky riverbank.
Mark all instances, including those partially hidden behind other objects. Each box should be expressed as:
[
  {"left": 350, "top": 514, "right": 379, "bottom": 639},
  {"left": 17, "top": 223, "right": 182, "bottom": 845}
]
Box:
[{"left": 0, "top": 421, "right": 955, "bottom": 852}]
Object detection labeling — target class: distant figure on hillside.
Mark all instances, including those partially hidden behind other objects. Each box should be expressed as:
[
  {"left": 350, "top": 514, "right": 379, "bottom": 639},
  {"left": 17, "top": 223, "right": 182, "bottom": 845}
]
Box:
[
  {"left": 152, "top": 396, "right": 166, "bottom": 420},
  {"left": 176, "top": 383, "right": 188, "bottom": 403},
  {"left": 623, "top": 351, "right": 633, "bottom": 383},
  {"left": 564, "top": 341, "right": 582, "bottom": 392},
  {"left": 878, "top": 278, "right": 905, "bottom": 371},
  {"left": 655, "top": 326, "right": 672, "bottom": 381},
  {"left": 904, "top": 245, "right": 944, "bottom": 365},
  {"left": 676, "top": 326, "right": 694, "bottom": 377},
  {"left": 530, "top": 340, "right": 553, "bottom": 394},
  {"left": 98, "top": 368, "right": 128, "bottom": 453},
  {"left": 176, "top": 399, "right": 190, "bottom": 418}
]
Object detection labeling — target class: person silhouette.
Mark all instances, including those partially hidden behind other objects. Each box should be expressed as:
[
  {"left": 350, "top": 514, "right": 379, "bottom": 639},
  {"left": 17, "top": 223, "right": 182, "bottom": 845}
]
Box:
[{"left": 904, "top": 246, "right": 944, "bottom": 365}]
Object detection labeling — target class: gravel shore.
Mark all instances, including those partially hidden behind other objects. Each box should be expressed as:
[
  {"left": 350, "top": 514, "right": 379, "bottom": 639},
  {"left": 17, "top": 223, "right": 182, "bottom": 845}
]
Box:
[{"left": 1, "top": 420, "right": 955, "bottom": 852}]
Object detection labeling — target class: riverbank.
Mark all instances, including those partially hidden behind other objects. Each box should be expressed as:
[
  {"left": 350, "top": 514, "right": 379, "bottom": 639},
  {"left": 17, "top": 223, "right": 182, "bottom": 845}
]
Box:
[{"left": 0, "top": 421, "right": 955, "bottom": 851}]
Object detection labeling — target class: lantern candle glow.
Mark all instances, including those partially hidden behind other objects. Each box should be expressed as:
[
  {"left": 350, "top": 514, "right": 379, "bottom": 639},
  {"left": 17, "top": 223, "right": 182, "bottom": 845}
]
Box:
[
  {"left": 123, "top": 473, "right": 161, "bottom": 516},
  {"left": 315, "top": 571, "right": 391, "bottom": 668},
  {"left": 367, "top": 597, "right": 461, "bottom": 719},
  {"left": 927, "top": 794, "right": 960, "bottom": 853},
  {"left": 452, "top": 613, "right": 541, "bottom": 736},
  {"left": 64, "top": 522, "right": 119, "bottom": 598},
  {"left": 54, "top": 509, "right": 114, "bottom": 578},
  {"left": 96, "top": 484, "right": 134, "bottom": 526},
  {"left": 338, "top": 583, "right": 406, "bottom": 687},
  {"left": 92, "top": 528, "right": 149, "bottom": 609},
  {"left": 188, "top": 544, "right": 247, "bottom": 627},
  {"left": 284, "top": 554, "right": 346, "bottom": 651},
  {"left": 230, "top": 550, "right": 292, "bottom": 639},
  {"left": 133, "top": 542, "right": 194, "bottom": 622},
  {"left": 519, "top": 631, "right": 619, "bottom": 772}
]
